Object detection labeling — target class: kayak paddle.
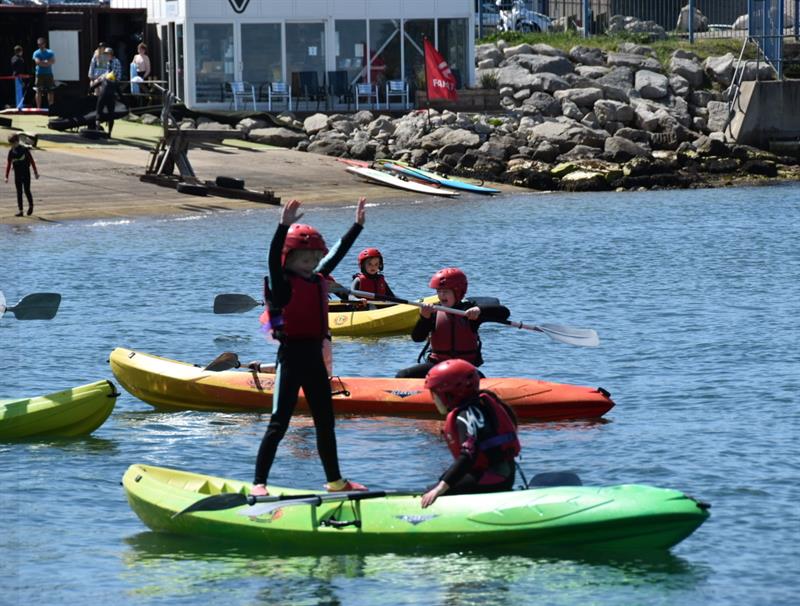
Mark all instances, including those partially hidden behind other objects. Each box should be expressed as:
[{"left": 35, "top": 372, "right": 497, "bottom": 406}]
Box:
[
  {"left": 173, "top": 489, "right": 417, "bottom": 518},
  {"left": 203, "top": 351, "right": 275, "bottom": 373},
  {"left": 0, "top": 291, "right": 61, "bottom": 320},
  {"left": 350, "top": 289, "right": 599, "bottom": 347},
  {"left": 213, "top": 293, "right": 395, "bottom": 314}
]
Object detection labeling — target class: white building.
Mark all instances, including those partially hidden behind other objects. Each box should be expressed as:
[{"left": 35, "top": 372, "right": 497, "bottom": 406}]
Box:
[{"left": 111, "top": 0, "right": 475, "bottom": 110}]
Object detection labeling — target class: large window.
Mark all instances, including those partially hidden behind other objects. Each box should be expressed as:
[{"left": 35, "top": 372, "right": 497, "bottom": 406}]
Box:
[
  {"left": 437, "top": 18, "right": 468, "bottom": 88},
  {"left": 403, "top": 19, "right": 434, "bottom": 90},
  {"left": 368, "top": 19, "right": 401, "bottom": 84},
  {"left": 176, "top": 24, "right": 184, "bottom": 99},
  {"left": 335, "top": 19, "right": 367, "bottom": 87},
  {"left": 194, "top": 23, "right": 233, "bottom": 102},
  {"left": 286, "top": 22, "right": 325, "bottom": 91},
  {"left": 242, "top": 23, "right": 282, "bottom": 85}
]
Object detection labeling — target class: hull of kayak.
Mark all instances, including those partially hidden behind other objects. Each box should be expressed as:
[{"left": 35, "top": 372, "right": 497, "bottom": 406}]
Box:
[
  {"left": 328, "top": 295, "right": 438, "bottom": 336},
  {"left": 109, "top": 348, "right": 614, "bottom": 420},
  {"left": 123, "top": 464, "right": 709, "bottom": 553},
  {"left": 0, "top": 380, "right": 118, "bottom": 439}
]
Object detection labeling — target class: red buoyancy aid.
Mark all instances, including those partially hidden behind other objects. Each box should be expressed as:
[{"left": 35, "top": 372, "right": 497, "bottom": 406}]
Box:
[
  {"left": 443, "top": 392, "right": 521, "bottom": 472},
  {"left": 353, "top": 272, "right": 390, "bottom": 297},
  {"left": 429, "top": 310, "right": 481, "bottom": 364},
  {"left": 280, "top": 273, "right": 329, "bottom": 339}
]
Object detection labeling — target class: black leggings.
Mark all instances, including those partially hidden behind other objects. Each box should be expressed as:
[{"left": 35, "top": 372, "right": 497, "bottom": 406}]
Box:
[
  {"left": 14, "top": 171, "right": 32, "bottom": 211},
  {"left": 96, "top": 96, "right": 115, "bottom": 135},
  {"left": 254, "top": 340, "right": 341, "bottom": 485}
]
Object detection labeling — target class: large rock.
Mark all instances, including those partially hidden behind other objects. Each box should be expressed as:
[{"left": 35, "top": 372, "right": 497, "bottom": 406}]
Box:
[
  {"left": 569, "top": 45, "right": 606, "bottom": 66},
  {"left": 704, "top": 54, "right": 735, "bottom": 86},
  {"left": 669, "top": 74, "right": 691, "bottom": 98},
  {"left": 522, "top": 92, "right": 562, "bottom": 116},
  {"left": 476, "top": 43, "right": 504, "bottom": 65},
  {"left": 617, "top": 42, "right": 656, "bottom": 57},
  {"left": 593, "top": 99, "right": 634, "bottom": 125},
  {"left": 419, "top": 127, "right": 481, "bottom": 152},
  {"left": 669, "top": 56, "right": 705, "bottom": 88},
  {"left": 554, "top": 87, "right": 604, "bottom": 106},
  {"left": 576, "top": 65, "right": 610, "bottom": 79},
  {"left": 561, "top": 99, "right": 584, "bottom": 120},
  {"left": 635, "top": 70, "right": 669, "bottom": 99},
  {"left": 249, "top": 127, "right": 307, "bottom": 148},
  {"left": 527, "top": 118, "right": 608, "bottom": 153},
  {"left": 604, "top": 136, "right": 652, "bottom": 162},
  {"left": 303, "top": 113, "right": 329, "bottom": 135},
  {"left": 607, "top": 52, "right": 662, "bottom": 71},
  {"left": 529, "top": 72, "right": 570, "bottom": 94},
  {"left": 706, "top": 100, "right": 730, "bottom": 133},
  {"left": 596, "top": 67, "right": 634, "bottom": 102},
  {"left": 496, "top": 63, "right": 541, "bottom": 90},
  {"left": 504, "top": 53, "right": 575, "bottom": 76},
  {"left": 676, "top": 6, "right": 709, "bottom": 32}
]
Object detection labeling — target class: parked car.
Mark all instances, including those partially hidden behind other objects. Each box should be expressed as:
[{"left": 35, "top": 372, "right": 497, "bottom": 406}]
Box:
[
  {"left": 475, "top": 1, "right": 502, "bottom": 29},
  {"left": 497, "top": 0, "right": 552, "bottom": 33}
]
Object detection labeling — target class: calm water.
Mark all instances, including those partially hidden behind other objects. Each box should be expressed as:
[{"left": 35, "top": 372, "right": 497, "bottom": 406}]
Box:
[{"left": 2, "top": 184, "right": 798, "bottom": 605}]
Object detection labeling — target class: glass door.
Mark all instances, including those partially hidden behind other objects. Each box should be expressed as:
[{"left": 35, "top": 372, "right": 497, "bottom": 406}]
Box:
[
  {"left": 194, "top": 23, "right": 234, "bottom": 103},
  {"left": 240, "top": 23, "right": 283, "bottom": 92},
  {"left": 175, "top": 23, "right": 184, "bottom": 100}
]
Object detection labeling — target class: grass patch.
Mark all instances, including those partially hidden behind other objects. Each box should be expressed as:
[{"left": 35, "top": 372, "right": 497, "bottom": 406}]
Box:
[{"left": 478, "top": 31, "right": 759, "bottom": 69}]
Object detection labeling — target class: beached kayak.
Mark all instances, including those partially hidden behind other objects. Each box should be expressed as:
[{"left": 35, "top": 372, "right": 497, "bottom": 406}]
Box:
[
  {"left": 122, "top": 463, "right": 709, "bottom": 553},
  {"left": 0, "top": 380, "right": 118, "bottom": 439},
  {"left": 109, "top": 348, "right": 614, "bottom": 420},
  {"left": 329, "top": 295, "right": 438, "bottom": 336},
  {"left": 378, "top": 160, "right": 502, "bottom": 195}
]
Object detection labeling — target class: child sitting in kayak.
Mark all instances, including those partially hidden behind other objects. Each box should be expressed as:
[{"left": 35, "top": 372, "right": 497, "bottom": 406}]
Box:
[
  {"left": 421, "top": 359, "right": 519, "bottom": 508},
  {"left": 351, "top": 247, "right": 395, "bottom": 298},
  {"left": 395, "top": 267, "right": 509, "bottom": 379},
  {"left": 251, "top": 197, "right": 369, "bottom": 497}
]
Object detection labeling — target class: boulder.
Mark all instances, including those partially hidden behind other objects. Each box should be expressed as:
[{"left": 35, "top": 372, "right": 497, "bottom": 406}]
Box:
[
  {"left": 531, "top": 140, "right": 560, "bottom": 162},
  {"left": 522, "top": 91, "right": 562, "bottom": 117},
  {"left": 504, "top": 53, "right": 575, "bottom": 76},
  {"left": 503, "top": 159, "right": 555, "bottom": 189},
  {"left": 614, "top": 127, "right": 651, "bottom": 144},
  {"left": 419, "top": 127, "right": 481, "bottom": 152},
  {"left": 561, "top": 99, "right": 584, "bottom": 120},
  {"left": 669, "top": 56, "right": 705, "bottom": 88},
  {"left": 635, "top": 70, "right": 669, "bottom": 99},
  {"left": 557, "top": 145, "right": 602, "bottom": 162},
  {"left": 676, "top": 6, "right": 709, "bottom": 32},
  {"left": 502, "top": 43, "right": 536, "bottom": 59},
  {"left": 569, "top": 45, "right": 606, "bottom": 66},
  {"left": 554, "top": 87, "right": 604, "bottom": 106},
  {"left": 604, "top": 136, "right": 652, "bottom": 162},
  {"left": 576, "top": 65, "right": 610, "bottom": 79},
  {"left": 477, "top": 58, "right": 498, "bottom": 70},
  {"left": 496, "top": 63, "right": 541, "bottom": 91},
  {"left": 527, "top": 118, "right": 608, "bottom": 152},
  {"left": 303, "top": 113, "right": 330, "bottom": 135},
  {"left": 529, "top": 72, "right": 570, "bottom": 94},
  {"left": 704, "top": 54, "right": 735, "bottom": 86},
  {"left": 530, "top": 43, "right": 567, "bottom": 57},
  {"left": 197, "top": 120, "right": 232, "bottom": 131},
  {"left": 669, "top": 74, "right": 691, "bottom": 98},
  {"left": 236, "top": 117, "right": 268, "bottom": 136},
  {"left": 706, "top": 100, "right": 730, "bottom": 133},
  {"left": 593, "top": 99, "right": 634, "bottom": 125},
  {"left": 560, "top": 170, "right": 611, "bottom": 191},
  {"left": 607, "top": 52, "right": 662, "bottom": 71},
  {"left": 617, "top": 42, "right": 656, "bottom": 57},
  {"left": 248, "top": 127, "right": 307, "bottom": 148},
  {"left": 476, "top": 43, "right": 504, "bottom": 65}
]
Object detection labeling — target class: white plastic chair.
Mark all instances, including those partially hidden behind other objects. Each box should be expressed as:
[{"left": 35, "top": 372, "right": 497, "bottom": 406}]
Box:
[
  {"left": 385, "top": 80, "right": 409, "bottom": 109},
  {"left": 267, "top": 81, "right": 292, "bottom": 111},
  {"left": 354, "top": 82, "right": 380, "bottom": 110},
  {"left": 229, "top": 81, "right": 257, "bottom": 111}
]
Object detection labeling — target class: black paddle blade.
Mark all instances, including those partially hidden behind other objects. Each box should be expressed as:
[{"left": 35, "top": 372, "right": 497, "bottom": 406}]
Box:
[
  {"left": 8, "top": 293, "right": 61, "bottom": 320},
  {"left": 528, "top": 472, "right": 583, "bottom": 488},
  {"left": 204, "top": 352, "right": 241, "bottom": 372},
  {"left": 173, "top": 492, "right": 249, "bottom": 518},
  {"left": 213, "top": 294, "right": 261, "bottom": 314}
]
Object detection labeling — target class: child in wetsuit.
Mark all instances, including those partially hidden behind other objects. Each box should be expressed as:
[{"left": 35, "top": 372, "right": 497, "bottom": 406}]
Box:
[
  {"left": 251, "top": 197, "right": 369, "bottom": 497},
  {"left": 4, "top": 133, "right": 39, "bottom": 217},
  {"left": 420, "top": 359, "right": 520, "bottom": 508},
  {"left": 351, "top": 247, "right": 395, "bottom": 297},
  {"left": 90, "top": 66, "right": 122, "bottom": 137},
  {"left": 395, "top": 267, "right": 510, "bottom": 379}
]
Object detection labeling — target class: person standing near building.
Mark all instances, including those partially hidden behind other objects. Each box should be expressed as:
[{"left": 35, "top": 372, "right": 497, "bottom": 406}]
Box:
[
  {"left": 88, "top": 42, "right": 109, "bottom": 92},
  {"left": 32, "top": 37, "right": 55, "bottom": 110},
  {"left": 132, "top": 43, "right": 151, "bottom": 80},
  {"left": 11, "top": 45, "right": 28, "bottom": 109},
  {"left": 104, "top": 47, "right": 123, "bottom": 82}
]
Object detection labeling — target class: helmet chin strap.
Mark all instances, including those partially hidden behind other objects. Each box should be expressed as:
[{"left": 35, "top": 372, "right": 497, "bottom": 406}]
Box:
[{"left": 433, "top": 393, "right": 449, "bottom": 416}]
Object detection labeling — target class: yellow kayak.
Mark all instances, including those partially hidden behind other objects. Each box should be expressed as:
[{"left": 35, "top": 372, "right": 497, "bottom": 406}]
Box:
[{"left": 328, "top": 295, "right": 437, "bottom": 337}]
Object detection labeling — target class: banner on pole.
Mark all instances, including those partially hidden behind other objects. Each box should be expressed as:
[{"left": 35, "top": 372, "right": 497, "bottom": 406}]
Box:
[{"left": 424, "top": 38, "right": 458, "bottom": 102}]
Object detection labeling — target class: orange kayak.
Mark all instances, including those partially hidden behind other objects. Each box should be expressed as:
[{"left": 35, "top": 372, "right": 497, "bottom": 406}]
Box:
[{"left": 109, "top": 348, "right": 614, "bottom": 421}]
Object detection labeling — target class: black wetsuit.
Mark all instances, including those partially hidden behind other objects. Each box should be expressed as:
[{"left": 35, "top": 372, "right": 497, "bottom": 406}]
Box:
[
  {"left": 91, "top": 76, "right": 122, "bottom": 136},
  {"left": 438, "top": 394, "right": 516, "bottom": 495},
  {"left": 395, "top": 300, "right": 510, "bottom": 378},
  {"left": 253, "top": 222, "right": 362, "bottom": 486},
  {"left": 5, "top": 145, "right": 36, "bottom": 214}
]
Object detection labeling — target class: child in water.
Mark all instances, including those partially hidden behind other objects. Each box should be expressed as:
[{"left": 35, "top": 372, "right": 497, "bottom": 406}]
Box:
[
  {"left": 395, "top": 267, "right": 509, "bottom": 379},
  {"left": 5, "top": 133, "right": 39, "bottom": 217},
  {"left": 252, "top": 198, "right": 368, "bottom": 497},
  {"left": 351, "top": 247, "right": 395, "bottom": 297}
]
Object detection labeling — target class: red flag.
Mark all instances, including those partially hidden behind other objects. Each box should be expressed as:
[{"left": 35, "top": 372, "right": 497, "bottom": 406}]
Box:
[{"left": 424, "top": 38, "right": 458, "bottom": 102}]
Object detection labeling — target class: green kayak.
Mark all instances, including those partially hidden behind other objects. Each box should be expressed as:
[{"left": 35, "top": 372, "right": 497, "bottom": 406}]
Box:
[
  {"left": 0, "top": 380, "right": 118, "bottom": 439},
  {"left": 123, "top": 464, "right": 709, "bottom": 554}
]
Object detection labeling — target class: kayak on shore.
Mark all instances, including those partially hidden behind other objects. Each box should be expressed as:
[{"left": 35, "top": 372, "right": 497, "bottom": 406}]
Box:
[
  {"left": 109, "top": 347, "right": 614, "bottom": 420},
  {"left": 122, "top": 463, "right": 710, "bottom": 554},
  {"left": 0, "top": 380, "right": 119, "bottom": 439}
]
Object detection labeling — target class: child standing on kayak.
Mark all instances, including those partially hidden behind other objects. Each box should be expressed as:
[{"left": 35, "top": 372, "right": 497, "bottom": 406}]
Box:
[
  {"left": 352, "top": 247, "right": 395, "bottom": 297},
  {"left": 421, "top": 359, "right": 519, "bottom": 508},
  {"left": 251, "top": 198, "right": 369, "bottom": 497},
  {"left": 395, "top": 267, "right": 509, "bottom": 379}
]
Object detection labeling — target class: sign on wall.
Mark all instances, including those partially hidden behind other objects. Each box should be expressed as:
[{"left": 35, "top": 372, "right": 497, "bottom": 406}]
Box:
[
  {"left": 48, "top": 30, "right": 80, "bottom": 81},
  {"left": 228, "top": 0, "right": 251, "bottom": 13}
]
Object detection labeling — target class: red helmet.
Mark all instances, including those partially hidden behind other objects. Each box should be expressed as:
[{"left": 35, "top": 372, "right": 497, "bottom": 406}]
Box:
[
  {"left": 424, "top": 359, "right": 481, "bottom": 412},
  {"left": 281, "top": 224, "right": 328, "bottom": 265},
  {"left": 429, "top": 267, "right": 468, "bottom": 301},
  {"left": 358, "top": 247, "right": 383, "bottom": 271}
]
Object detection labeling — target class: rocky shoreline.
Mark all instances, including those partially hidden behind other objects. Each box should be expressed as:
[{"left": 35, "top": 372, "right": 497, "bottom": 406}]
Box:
[{"left": 130, "top": 39, "right": 800, "bottom": 193}]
